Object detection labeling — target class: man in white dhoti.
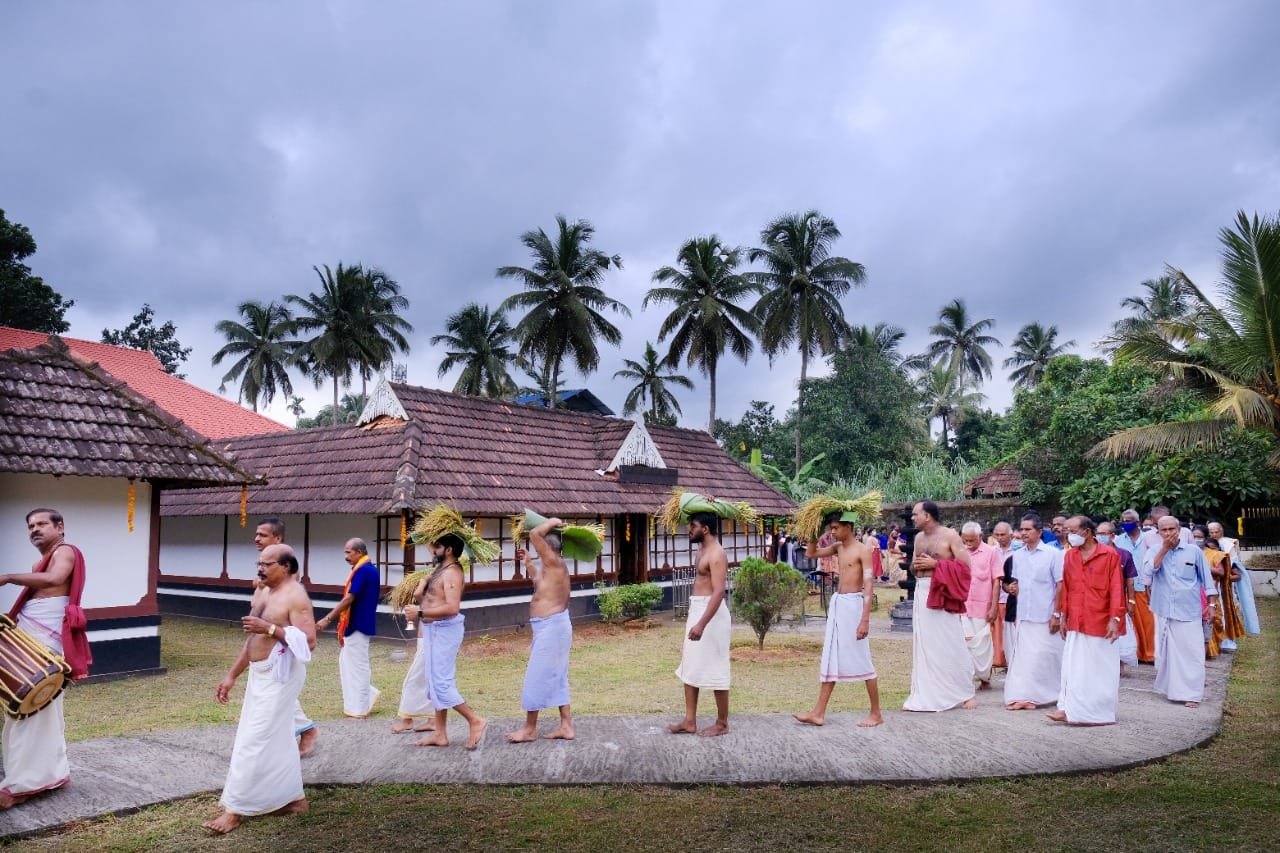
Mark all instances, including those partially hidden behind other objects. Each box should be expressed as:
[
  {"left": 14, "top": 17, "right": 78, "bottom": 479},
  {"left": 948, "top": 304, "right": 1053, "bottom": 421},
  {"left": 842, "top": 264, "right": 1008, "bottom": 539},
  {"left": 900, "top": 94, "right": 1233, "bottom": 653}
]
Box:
[
  {"left": 903, "top": 501, "right": 977, "bottom": 712},
  {"left": 507, "top": 515, "right": 580, "bottom": 742},
  {"left": 1004, "top": 513, "right": 1065, "bottom": 710},
  {"left": 960, "top": 522, "right": 1001, "bottom": 690},
  {"left": 1145, "top": 515, "right": 1217, "bottom": 708},
  {"left": 794, "top": 510, "right": 883, "bottom": 727},
  {"left": 1048, "top": 516, "right": 1124, "bottom": 725},
  {"left": 405, "top": 533, "right": 487, "bottom": 749},
  {"left": 669, "top": 511, "right": 733, "bottom": 736},
  {"left": 0, "top": 508, "right": 87, "bottom": 810},
  {"left": 205, "top": 544, "right": 315, "bottom": 834},
  {"left": 390, "top": 572, "right": 435, "bottom": 734},
  {"left": 316, "top": 538, "right": 381, "bottom": 717}
]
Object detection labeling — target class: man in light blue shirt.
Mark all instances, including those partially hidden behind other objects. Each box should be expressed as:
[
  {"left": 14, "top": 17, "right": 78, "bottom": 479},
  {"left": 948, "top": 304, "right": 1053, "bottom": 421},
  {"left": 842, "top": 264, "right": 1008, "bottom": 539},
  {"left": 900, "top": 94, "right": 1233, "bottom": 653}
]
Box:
[
  {"left": 1113, "top": 508, "right": 1154, "bottom": 664},
  {"left": 1144, "top": 515, "right": 1217, "bottom": 707}
]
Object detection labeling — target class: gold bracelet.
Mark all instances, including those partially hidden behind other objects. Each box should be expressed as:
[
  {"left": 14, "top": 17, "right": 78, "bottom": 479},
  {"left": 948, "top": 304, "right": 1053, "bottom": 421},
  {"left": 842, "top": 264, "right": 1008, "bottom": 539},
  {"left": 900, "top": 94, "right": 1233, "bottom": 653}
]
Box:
[{"left": 268, "top": 623, "right": 276, "bottom": 638}]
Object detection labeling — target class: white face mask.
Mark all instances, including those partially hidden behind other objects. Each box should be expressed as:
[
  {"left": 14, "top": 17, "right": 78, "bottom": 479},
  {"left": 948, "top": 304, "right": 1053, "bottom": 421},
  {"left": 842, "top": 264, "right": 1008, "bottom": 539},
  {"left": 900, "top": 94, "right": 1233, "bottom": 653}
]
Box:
[
  {"left": 1097, "top": 534, "right": 1112, "bottom": 545},
  {"left": 1067, "top": 533, "right": 1086, "bottom": 548}
]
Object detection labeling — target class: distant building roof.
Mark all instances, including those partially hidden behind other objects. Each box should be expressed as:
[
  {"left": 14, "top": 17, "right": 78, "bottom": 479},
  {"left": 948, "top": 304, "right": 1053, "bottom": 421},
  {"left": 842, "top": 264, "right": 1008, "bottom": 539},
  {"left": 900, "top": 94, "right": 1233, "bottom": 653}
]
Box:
[
  {"left": 163, "top": 378, "right": 791, "bottom": 518},
  {"left": 0, "top": 339, "right": 259, "bottom": 486},
  {"left": 514, "top": 388, "right": 615, "bottom": 416},
  {"left": 961, "top": 462, "right": 1023, "bottom": 499},
  {"left": 0, "top": 326, "right": 289, "bottom": 440}
]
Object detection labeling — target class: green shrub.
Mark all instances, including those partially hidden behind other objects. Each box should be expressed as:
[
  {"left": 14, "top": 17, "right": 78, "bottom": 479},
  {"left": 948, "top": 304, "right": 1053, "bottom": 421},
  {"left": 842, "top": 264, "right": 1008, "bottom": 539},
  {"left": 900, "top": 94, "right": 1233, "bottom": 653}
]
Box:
[
  {"left": 731, "top": 557, "right": 807, "bottom": 649},
  {"left": 595, "top": 582, "right": 664, "bottom": 621}
]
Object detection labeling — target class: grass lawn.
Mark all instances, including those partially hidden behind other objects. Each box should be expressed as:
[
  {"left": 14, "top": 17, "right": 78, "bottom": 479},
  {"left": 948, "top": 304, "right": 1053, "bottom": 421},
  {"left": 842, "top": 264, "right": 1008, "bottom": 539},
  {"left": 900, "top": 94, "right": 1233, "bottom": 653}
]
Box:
[{"left": 12, "top": 599, "right": 1279, "bottom": 852}]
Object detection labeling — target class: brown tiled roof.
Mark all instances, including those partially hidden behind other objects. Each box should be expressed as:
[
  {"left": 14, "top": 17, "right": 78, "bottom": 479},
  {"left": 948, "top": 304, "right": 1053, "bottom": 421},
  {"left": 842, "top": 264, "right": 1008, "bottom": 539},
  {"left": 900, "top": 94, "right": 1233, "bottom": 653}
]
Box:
[
  {"left": 0, "top": 327, "right": 289, "bottom": 439},
  {"left": 0, "top": 340, "right": 260, "bottom": 486},
  {"left": 162, "top": 382, "right": 794, "bottom": 517},
  {"left": 962, "top": 462, "right": 1023, "bottom": 498}
]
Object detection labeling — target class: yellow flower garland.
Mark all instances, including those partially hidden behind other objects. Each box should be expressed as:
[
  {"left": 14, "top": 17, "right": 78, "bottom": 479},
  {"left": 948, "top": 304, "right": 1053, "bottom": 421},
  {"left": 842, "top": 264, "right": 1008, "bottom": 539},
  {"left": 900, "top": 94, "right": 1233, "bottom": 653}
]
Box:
[
  {"left": 239, "top": 486, "right": 247, "bottom": 527},
  {"left": 126, "top": 481, "right": 136, "bottom": 533}
]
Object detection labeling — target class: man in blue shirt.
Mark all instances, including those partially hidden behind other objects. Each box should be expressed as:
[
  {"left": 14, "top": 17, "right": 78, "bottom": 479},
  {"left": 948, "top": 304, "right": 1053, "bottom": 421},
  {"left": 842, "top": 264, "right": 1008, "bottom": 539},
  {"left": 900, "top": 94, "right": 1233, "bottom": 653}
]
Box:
[
  {"left": 1143, "top": 515, "right": 1217, "bottom": 707},
  {"left": 317, "top": 538, "right": 381, "bottom": 717}
]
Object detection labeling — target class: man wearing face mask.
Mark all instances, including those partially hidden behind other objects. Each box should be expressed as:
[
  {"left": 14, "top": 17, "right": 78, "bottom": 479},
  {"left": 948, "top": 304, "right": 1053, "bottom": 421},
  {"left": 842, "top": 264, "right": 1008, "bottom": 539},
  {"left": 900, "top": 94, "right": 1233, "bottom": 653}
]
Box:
[
  {"left": 1048, "top": 516, "right": 1125, "bottom": 725},
  {"left": 1144, "top": 515, "right": 1217, "bottom": 708},
  {"left": 1003, "top": 513, "right": 1064, "bottom": 711},
  {"left": 1113, "top": 508, "right": 1155, "bottom": 664},
  {"left": 1096, "top": 521, "right": 1139, "bottom": 669}
]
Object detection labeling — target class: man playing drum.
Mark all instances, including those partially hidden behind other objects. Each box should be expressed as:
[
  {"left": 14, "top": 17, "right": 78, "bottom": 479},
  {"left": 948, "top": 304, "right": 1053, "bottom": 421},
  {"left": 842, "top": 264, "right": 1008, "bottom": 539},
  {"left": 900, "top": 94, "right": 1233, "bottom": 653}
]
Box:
[{"left": 0, "top": 508, "right": 90, "bottom": 809}]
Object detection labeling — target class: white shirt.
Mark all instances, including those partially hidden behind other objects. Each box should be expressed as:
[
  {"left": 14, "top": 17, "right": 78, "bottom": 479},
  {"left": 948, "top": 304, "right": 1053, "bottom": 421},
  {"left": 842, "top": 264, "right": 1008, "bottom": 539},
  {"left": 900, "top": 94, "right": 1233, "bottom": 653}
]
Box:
[{"left": 1010, "top": 541, "right": 1064, "bottom": 623}]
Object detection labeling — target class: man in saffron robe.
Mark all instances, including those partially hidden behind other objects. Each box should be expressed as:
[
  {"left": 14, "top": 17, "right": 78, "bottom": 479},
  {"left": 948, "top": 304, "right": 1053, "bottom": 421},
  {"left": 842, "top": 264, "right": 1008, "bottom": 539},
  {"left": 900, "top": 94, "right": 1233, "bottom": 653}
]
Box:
[
  {"left": 0, "top": 508, "right": 90, "bottom": 809},
  {"left": 317, "top": 538, "right": 381, "bottom": 717}
]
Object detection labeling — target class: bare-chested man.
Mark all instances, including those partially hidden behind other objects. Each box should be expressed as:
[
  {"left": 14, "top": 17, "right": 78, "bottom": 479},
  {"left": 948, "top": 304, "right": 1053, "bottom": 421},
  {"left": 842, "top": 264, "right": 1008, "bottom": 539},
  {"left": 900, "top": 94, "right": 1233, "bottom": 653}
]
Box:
[
  {"left": 668, "top": 511, "right": 731, "bottom": 737},
  {"left": 403, "top": 533, "right": 487, "bottom": 749},
  {"left": 507, "top": 516, "right": 575, "bottom": 742},
  {"left": 0, "top": 508, "right": 85, "bottom": 809},
  {"left": 390, "top": 572, "right": 436, "bottom": 734},
  {"left": 205, "top": 544, "right": 315, "bottom": 834},
  {"left": 217, "top": 517, "right": 318, "bottom": 756},
  {"left": 902, "top": 500, "right": 977, "bottom": 712},
  {"left": 794, "top": 511, "right": 883, "bottom": 727}
]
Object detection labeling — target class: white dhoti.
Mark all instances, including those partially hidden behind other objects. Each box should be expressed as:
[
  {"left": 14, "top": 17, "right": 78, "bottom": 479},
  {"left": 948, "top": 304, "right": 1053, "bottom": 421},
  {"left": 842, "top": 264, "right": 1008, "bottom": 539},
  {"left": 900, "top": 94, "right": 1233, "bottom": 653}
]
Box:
[
  {"left": 338, "top": 630, "right": 379, "bottom": 717},
  {"left": 903, "top": 580, "right": 975, "bottom": 712},
  {"left": 0, "top": 596, "right": 70, "bottom": 799},
  {"left": 397, "top": 635, "right": 434, "bottom": 718},
  {"left": 820, "top": 593, "right": 876, "bottom": 682},
  {"left": 522, "top": 608, "right": 573, "bottom": 711},
  {"left": 220, "top": 656, "right": 306, "bottom": 816},
  {"left": 1004, "top": 621, "right": 1063, "bottom": 707},
  {"left": 424, "top": 614, "right": 466, "bottom": 709},
  {"left": 1059, "top": 632, "right": 1120, "bottom": 724},
  {"left": 1154, "top": 616, "right": 1206, "bottom": 704},
  {"left": 961, "top": 616, "right": 994, "bottom": 683},
  {"left": 1002, "top": 619, "right": 1019, "bottom": 671},
  {"left": 675, "top": 596, "right": 730, "bottom": 690},
  {"left": 1117, "top": 615, "right": 1138, "bottom": 666}
]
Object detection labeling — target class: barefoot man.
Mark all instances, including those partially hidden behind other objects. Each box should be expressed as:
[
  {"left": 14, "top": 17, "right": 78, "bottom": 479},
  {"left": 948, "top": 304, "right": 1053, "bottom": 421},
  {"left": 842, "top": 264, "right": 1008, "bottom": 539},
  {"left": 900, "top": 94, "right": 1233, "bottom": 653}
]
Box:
[
  {"left": 406, "top": 532, "right": 487, "bottom": 749},
  {"left": 668, "top": 510, "right": 732, "bottom": 737},
  {"left": 902, "top": 500, "right": 977, "bottom": 712},
  {"left": 794, "top": 510, "right": 883, "bottom": 728},
  {"left": 0, "top": 508, "right": 90, "bottom": 810},
  {"left": 205, "top": 544, "right": 315, "bottom": 834},
  {"left": 390, "top": 571, "right": 435, "bottom": 734},
  {"left": 507, "top": 514, "right": 577, "bottom": 742},
  {"left": 216, "top": 517, "right": 319, "bottom": 756}
]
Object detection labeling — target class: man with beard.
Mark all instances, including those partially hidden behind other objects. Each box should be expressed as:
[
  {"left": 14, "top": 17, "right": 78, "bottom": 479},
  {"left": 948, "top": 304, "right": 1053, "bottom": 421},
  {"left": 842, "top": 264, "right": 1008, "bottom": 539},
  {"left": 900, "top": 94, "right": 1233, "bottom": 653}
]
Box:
[{"left": 668, "top": 511, "right": 733, "bottom": 737}]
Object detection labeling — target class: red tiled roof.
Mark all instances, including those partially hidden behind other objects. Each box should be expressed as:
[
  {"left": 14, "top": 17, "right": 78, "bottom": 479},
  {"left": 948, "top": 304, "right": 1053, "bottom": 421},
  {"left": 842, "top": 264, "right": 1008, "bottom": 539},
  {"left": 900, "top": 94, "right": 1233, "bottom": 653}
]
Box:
[
  {"left": 962, "top": 462, "right": 1023, "bottom": 498},
  {"left": 0, "top": 327, "right": 289, "bottom": 440},
  {"left": 0, "top": 340, "right": 260, "bottom": 486},
  {"left": 162, "top": 382, "right": 794, "bottom": 518}
]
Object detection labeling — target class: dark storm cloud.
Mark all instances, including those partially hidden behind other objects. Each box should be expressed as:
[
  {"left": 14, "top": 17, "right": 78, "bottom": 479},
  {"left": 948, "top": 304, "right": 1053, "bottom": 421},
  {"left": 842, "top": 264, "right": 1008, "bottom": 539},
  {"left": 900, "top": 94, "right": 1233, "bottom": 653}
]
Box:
[{"left": 2, "top": 0, "right": 1277, "bottom": 424}]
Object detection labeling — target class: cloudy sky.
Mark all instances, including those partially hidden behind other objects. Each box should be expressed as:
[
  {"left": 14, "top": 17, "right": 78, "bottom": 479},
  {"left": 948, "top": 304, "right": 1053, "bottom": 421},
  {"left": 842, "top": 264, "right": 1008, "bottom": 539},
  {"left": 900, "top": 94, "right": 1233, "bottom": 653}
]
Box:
[{"left": 3, "top": 1, "right": 1277, "bottom": 431}]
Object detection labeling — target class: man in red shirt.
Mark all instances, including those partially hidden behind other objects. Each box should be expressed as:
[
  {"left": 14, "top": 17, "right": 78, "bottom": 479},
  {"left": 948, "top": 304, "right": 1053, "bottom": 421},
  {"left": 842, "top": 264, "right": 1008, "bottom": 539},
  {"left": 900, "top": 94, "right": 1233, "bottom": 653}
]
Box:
[{"left": 1048, "top": 515, "right": 1124, "bottom": 725}]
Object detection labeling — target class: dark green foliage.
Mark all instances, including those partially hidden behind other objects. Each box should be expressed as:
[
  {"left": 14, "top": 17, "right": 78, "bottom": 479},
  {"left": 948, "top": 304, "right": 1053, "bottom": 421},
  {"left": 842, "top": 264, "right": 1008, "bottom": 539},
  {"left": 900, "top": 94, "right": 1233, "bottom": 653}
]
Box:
[
  {"left": 595, "top": 582, "right": 664, "bottom": 621},
  {"left": 0, "top": 209, "right": 74, "bottom": 334},
  {"left": 297, "top": 393, "right": 367, "bottom": 428},
  {"left": 102, "top": 304, "right": 192, "bottom": 376},
  {"left": 714, "top": 401, "right": 792, "bottom": 469},
  {"left": 731, "top": 557, "right": 807, "bottom": 649}
]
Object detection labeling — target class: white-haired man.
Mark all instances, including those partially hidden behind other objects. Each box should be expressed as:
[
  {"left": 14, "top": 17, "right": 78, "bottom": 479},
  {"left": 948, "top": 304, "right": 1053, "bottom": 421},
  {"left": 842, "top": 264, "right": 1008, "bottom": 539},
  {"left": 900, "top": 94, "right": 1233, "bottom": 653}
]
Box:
[
  {"left": 959, "top": 522, "right": 1001, "bottom": 690},
  {"left": 1144, "top": 515, "right": 1217, "bottom": 707}
]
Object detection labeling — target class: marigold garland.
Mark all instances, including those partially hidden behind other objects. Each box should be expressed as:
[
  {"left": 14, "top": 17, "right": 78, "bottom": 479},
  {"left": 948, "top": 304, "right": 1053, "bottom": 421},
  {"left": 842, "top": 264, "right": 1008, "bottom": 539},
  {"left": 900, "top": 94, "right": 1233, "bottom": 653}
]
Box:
[
  {"left": 625, "top": 516, "right": 631, "bottom": 542},
  {"left": 126, "top": 481, "right": 136, "bottom": 533},
  {"left": 239, "top": 486, "right": 248, "bottom": 528},
  {"left": 400, "top": 515, "right": 408, "bottom": 549}
]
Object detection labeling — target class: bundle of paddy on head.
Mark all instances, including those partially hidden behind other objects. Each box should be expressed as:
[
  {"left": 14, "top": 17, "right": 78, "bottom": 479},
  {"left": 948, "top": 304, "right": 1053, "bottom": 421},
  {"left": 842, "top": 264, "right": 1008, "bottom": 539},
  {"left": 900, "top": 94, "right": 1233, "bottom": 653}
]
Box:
[
  {"left": 793, "top": 490, "right": 882, "bottom": 541},
  {"left": 510, "top": 509, "right": 606, "bottom": 563},
  {"left": 657, "top": 489, "right": 759, "bottom": 530},
  {"left": 386, "top": 504, "right": 498, "bottom": 610}
]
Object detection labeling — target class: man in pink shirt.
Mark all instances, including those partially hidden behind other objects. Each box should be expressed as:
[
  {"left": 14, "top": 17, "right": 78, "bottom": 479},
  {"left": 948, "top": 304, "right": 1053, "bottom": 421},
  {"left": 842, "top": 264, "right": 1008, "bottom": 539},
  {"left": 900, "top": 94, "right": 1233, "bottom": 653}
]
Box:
[{"left": 960, "top": 522, "right": 1003, "bottom": 690}]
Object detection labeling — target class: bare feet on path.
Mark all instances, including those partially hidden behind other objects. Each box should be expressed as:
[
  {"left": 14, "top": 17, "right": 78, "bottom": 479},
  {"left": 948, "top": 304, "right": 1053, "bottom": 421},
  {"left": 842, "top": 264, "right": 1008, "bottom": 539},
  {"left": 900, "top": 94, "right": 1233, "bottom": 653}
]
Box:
[
  {"left": 466, "top": 718, "right": 488, "bottom": 750},
  {"left": 506, "top": 725, "right": 538, "bottom": 743},
  {"left": 543, "top": 723, "right": 574, "bottom": 740},
  {"left": 1185, "top": 701, "right": 1200, "bottom": 708},
  {"left": 414, "top": 720, "right": 436, "bottom": 732},
  {"left": 391, "top": 719, "right": 416, "bottom": 734},
  {"left": 1006, "top": 701, "right": 1037, "bottom": 711},
  {"left": 792, "top": 712, "right": 825, "bottom": 726},
  {"left": 857, "top": 712, "right": 884, "bottom": 728},
  {"left": 961, "top": 697, "right": 978, "bottom": 710},
  {"left": 0, "top": 791, "right": 32, "bottom": 810},
  {"left": 698, "top": 721, "right": 729, "bottom": 737},
  {"left": 417, "top": 732, "right": 449, "bottom": 747},
  {"left": 203, "top": 812, "right": 242, "bottom": 834},
  {"left": 298, "top": 727, "right": 318, "bottom": 757},
  {"left": 272, "top": 799, "right": 309, "bottom": 816},
  {"left": 1045, "top": 710, "right": 1068, "bottom": 723},
  {"left": 667, "top": 720, "right": 697, "bottom": 734}
]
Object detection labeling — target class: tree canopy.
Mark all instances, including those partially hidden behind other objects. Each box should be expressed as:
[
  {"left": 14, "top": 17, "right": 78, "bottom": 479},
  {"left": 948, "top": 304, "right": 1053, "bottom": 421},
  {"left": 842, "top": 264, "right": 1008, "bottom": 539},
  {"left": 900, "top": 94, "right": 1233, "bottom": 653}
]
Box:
[
  {"left": 102, "top": 304, "right": 192, "bottom": 376},
  {"left": 0, "top": 208, "right": 74, "bottom": 334}
]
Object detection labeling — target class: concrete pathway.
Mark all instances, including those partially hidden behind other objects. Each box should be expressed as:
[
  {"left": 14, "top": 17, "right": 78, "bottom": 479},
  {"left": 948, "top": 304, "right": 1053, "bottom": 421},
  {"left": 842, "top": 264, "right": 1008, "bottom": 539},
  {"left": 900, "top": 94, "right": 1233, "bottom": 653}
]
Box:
[{"left": 0, "top": 650, "right": 1232, "bottom": 839}]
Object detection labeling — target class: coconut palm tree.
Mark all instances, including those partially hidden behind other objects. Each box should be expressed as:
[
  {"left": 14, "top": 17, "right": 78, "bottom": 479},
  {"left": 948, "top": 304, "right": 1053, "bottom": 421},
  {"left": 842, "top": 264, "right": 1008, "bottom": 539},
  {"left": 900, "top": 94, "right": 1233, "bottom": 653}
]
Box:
[
  {"left": 430, "top": 303, "right": 519, "bottom": 397},
  {"left": 747, "top": 210, "right": 866, "bottom": 472},
  {"left": 211, "top": 300, "right": 299, "bottom": 411},
  {"left": 497, "top": 216, "right": 628, "bottom": 407},
  {"left": 613, "top": 342, "right": 694, "bottom": 423},
  {"left": 1003, "top": 322, "right": 1076, "bottom": 389},
  {"left": 1098, "top": 274, "right": 1196, "bottom": 353},
  {"left": 925, "top": 298, "right": 999, "bottom": 387},
  {"left": 645, "top": 235, "right": 761, "bottom": 431},
  {"left": 288, "top": 262, "right": 413, "bottom": 413},
  {"left": 918, "top": 364, "right": 985, "bottom": 451},
  {"left": 1095, "top": 210, "right": 1280, "bottom": 467}
]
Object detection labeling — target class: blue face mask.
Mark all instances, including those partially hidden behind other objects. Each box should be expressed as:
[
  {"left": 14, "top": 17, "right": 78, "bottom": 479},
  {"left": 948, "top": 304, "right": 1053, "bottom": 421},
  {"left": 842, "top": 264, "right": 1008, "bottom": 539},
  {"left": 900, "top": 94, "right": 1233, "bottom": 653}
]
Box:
[
  {"left": 1097, "top": 534, "right": 1112, "bottom": 545},
  {"left": 1121, "top": 521, "right": 1138, "bottom": 533}
]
